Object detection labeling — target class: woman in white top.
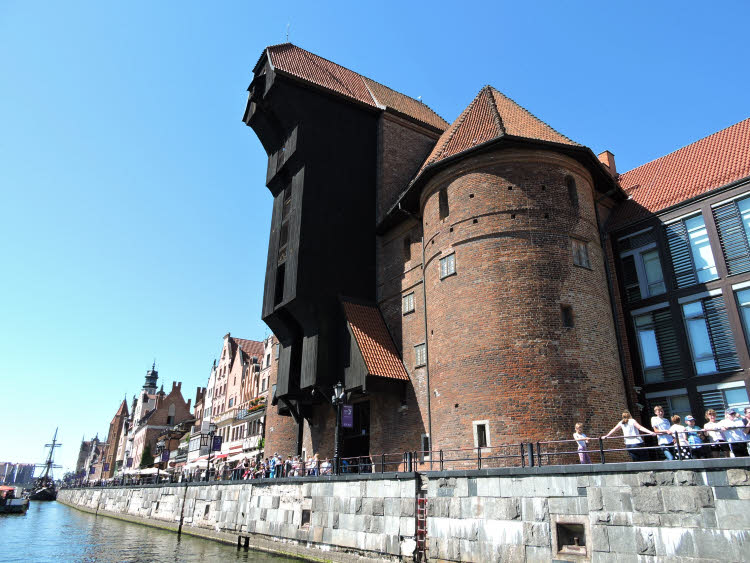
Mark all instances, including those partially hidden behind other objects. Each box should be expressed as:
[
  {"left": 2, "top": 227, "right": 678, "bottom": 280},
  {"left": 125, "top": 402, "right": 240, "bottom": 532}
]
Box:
[
  {"left": 603, "top": 411, "right": 656, "bottom": 462},
  {"left": 650, "top": 405, "right": 675, "bottom": 460},
  {"left": 704, "top": 409, "right": 730, "bottom": 457}
]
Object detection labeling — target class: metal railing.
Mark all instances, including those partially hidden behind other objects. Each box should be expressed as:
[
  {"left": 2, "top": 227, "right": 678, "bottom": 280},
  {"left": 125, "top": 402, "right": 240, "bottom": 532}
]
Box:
[{"left": 62, "top": 433, "right": 750, "bottom": 489}]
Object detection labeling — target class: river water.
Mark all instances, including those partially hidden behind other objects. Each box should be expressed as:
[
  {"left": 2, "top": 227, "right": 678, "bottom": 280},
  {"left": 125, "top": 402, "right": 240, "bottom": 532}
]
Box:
[{"left": 0, "top": 501, "right": 297, "bottom": 562}]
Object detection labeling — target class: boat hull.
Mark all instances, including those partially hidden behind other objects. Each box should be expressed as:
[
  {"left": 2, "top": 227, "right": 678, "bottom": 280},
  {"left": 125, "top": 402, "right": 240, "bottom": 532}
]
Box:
[
  {"left": 0, "top": 498, "right": 29, "bottom": 514},
  {"left": 28, "top": 487, "right": 56, "bottom": 501}
]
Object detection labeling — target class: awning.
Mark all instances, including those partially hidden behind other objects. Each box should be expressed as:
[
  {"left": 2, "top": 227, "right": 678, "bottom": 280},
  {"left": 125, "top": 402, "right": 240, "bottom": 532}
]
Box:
[{"left": 214, "top": 454, "right": 228, "bottom": 460}]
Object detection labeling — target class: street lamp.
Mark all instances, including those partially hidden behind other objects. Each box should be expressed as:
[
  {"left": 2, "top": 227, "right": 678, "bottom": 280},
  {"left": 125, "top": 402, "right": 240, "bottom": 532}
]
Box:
[
  {"left": 331, "top": 381, "right": 345, "bottom": 475},
  {"left": 200, "top": 424, "right": 217, "bottom": 482}
]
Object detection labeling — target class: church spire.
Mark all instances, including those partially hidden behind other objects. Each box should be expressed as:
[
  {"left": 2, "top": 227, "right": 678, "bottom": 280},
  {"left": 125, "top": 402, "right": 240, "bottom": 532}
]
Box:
[{"left": 143, "top": 361, "right": 158, "bottom": 392}]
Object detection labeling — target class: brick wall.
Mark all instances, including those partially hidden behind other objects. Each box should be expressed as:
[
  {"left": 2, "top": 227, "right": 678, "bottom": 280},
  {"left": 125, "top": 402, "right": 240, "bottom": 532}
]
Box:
[
  {"left": 416, "top": 148, "right": 628, "bottom": 452},
  {"left": 263, "top": 335, "right": 300, "bottom": 458}
]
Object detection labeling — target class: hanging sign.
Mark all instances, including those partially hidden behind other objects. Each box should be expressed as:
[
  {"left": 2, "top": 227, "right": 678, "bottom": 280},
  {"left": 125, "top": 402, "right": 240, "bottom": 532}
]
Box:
[
  {"left": 89, "top": 466, "right": 96, "bottom": 474},
  {"left": 126, "top": 458, "right": 133, "bottom": 468},
  {"left": 342, "top": 405, "right": 354, "bottom": 428},
  {"left": 103, "top": 463, "right": 110, "bottom": 472},
  {"left": 212, "top": 435, "right": 223, "bottom": 452},
  {"left": 161, "top": 450, "right": 170, "bottom": 462}
]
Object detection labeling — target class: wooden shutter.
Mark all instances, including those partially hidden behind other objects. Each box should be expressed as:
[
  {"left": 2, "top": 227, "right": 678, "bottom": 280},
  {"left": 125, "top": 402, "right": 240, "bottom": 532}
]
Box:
[
  {"left": 665, "top": 221, "right": 697, "bottom": 288},
  {"left": 702, "top": 296, "right": 741, "bottom": 372},
  {"left": 713, "top": 201, "right": 750, "bottom": 275}
]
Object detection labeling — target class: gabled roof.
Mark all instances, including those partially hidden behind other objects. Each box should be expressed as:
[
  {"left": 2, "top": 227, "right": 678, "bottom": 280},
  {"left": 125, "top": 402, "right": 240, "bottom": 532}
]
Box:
[
  {"left": 115, "top": 399, "right": 128, "bottom": 417},
  {"left": 608, "top": 118, "right": 750, "bottom": 230},
  {"left": 261, "top": 43, "right": 448, "bottom": 131},
  {"left": 342, "top": 300, "right": 410, "bottom": 382},
  {"left": 419, "top": 86, "right": 578, "bottom": 174},
  {"left": 233, "top": 337, "right": 264, "bottom": 362}
]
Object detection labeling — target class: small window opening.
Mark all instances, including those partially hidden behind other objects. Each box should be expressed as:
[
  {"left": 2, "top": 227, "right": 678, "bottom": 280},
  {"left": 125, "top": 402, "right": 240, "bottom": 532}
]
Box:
[
  {"left": 511, "top": 214, "right": 516, "bottom": 219},
  {"left": 561, "top": 305, "right": 574, "bottom": 328},
  {"left": 439, "top": 188, "right": 449, "bottom": 220},
  {"left": 469, "top": 193, "right": 474, "bottom": 199},
  {"left": 566, "top": 176, "right": 578, "bottom": 208},
  {"left": 541, "top": 185, "right": 546, "bottom": 191},
  {"left": 420, "top": 434, "right": 431, "bottom": 461},
  {"left": 544, "top": 213, "right": 549, "bottom": 219},
  {"left": 473, "top": 218, "right": 478, "bottom": 224},
  {"left": 449, "top": 227, "right": 453, "bottom": 232},
  {"left": 155, "top": 502, "right": 160, "bottom": 511},
  {"left": 403, "top": 236, "right": 411, "bottom": 261},
  {"left": 301, "top": 509, "right": 311, "bottom": 528},
  {"left": 204, "top": 505, "right": 210, "bottom": 517},
  {"left": 508, "top": 186, "right": 513, "bottom": 190},
  {"left": 474, "top": 422, "right": 489, "bottom": 448},
  {"left": 556, "top": 523, "right": 586, "bottom": 556},
  {"left": 274, "top": 264, "right": 286, "bottom": 305}
]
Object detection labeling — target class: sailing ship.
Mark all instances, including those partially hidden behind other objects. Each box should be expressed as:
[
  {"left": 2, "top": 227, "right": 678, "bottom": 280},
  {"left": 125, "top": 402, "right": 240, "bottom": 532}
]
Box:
[{"left": 28, "top": 428, "right": 62, "bottom": 501}]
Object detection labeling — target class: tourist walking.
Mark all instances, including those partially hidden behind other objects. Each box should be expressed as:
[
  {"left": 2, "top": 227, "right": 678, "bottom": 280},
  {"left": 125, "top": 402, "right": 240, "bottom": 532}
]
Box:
[
  {"left": 603, "top": 411, "right": 656, "bottom": 461},
  {"left": 573, "top": 423, "right": 591, "bottom": 464},
  {"left": 651, "top": 405, "right": 675, "bottom": 460}
]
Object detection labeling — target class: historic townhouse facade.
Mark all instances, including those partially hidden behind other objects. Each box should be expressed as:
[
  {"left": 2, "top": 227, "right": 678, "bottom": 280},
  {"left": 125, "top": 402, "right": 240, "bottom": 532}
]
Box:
[{"left": 243, "top": 43, "right": 750, "bottom": 461}]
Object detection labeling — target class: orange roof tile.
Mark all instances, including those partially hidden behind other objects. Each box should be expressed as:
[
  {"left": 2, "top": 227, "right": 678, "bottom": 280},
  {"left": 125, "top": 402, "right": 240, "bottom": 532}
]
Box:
[
  {"left": 233, "top": 337, "right": 264, "bottom": 361},
  {"left": 342, "top": 301, "right": 410, "bottom": 382},
  {"left": 418, "top": 86, "right": 578, "bottom": 174},
  {"left": 609, "top": 118, "right": 750, "bottom": 229},
  {"left": 264, "top": 44, "right": 448, "bottom": 131}
]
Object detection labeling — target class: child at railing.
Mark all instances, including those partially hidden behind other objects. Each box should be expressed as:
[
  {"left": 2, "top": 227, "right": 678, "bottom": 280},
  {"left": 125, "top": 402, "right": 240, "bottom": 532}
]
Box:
[
  {"left": 667, "top": 415, "right": 691, "bottom": 459},
  {"left": 573, "top": 423, "right": 591, "bottom": 464},
  {"left": 684, "top": 415, "right": 709, "bottom": 459}
]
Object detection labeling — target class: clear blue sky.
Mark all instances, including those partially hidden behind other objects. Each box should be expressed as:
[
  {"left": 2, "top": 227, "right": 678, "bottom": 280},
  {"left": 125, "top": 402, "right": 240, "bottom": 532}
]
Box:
[{"left": 1, "top": 1, "right": 748, "bottom": 474}]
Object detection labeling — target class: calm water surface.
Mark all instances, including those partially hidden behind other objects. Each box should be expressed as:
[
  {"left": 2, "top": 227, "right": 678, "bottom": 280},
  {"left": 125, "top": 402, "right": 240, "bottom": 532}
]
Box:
[{"left": 0, "top": 501, "right": 297, "bottom": 562}]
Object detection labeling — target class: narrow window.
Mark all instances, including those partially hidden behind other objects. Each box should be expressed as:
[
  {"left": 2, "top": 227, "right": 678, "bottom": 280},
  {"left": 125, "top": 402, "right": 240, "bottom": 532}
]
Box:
[
  {"left": 473, "top": 421, "right": 490, "bottom": 449},
  {"left": 682, "top": 301, "right": 716, "bottom": 375},
  {"left": 402, "top": 292, "right": 415, "bottom": 315},
  {"left": 713, "top": 196, "right": 750, "bottom": 275},
  {"left": 414, "top": 343, "right": 426, "bottom": 367},
  {"left": 633, "top": 313, "right": 665, "bottom": 383},
  {"left": 618, "top": 229, "right": 666, "bottom": 302},
  {"left": 420, "top": 434, "right": 430, "bottom": 461},
  {"left": 274, "top": 263, "right": 286, "bottom": 305},
  {"left": 403, "top": 236, "right": 411, "bottom": 261},
  {"left": 167, "top": 404, "right": 175, "bottom": 426},
  {"left": 571, "top": 239, "right": 591, "bottom": 268},
  {"left": 439, "top": 188, "right": 449, "bottom": 220},
  {"left": 700, "top": 385, "right": 750, "bottom": 421},
  {"left": 439, "top": 252, "right": 456, "bottom": 279},
  {"left": 566, "top": 176, "right": 578, "bottom": 208},
  {"left": 561, "top": 305, "right": 574, "bottom": 328}
]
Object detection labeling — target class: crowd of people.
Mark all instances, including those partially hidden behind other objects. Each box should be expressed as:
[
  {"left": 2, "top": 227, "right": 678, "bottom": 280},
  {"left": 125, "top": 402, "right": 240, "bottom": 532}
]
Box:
[{"left": 575, "top": 406, "right": 750, "bottom": 463}]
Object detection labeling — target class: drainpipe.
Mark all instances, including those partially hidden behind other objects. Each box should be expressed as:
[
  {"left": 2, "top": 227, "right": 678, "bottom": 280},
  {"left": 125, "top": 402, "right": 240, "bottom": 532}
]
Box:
[{"left": 421, "top": 231, "right": 433, "bottom": 470}]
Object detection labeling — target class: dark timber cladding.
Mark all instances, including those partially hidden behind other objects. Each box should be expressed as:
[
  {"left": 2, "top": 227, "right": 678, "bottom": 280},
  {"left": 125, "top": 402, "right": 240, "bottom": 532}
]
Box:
[{"left": 243, "top": 48, "right": 378, "bottom": 410}]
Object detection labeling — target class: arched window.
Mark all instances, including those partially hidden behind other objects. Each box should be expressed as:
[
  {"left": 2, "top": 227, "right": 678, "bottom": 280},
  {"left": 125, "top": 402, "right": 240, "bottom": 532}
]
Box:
[{"left": 566, "top": 176, "right": 578, "bottom": 208}]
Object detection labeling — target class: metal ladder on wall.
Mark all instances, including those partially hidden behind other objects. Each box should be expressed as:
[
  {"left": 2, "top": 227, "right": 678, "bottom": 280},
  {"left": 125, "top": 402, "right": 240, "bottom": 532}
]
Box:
[{"left": 416, "top": 493, "right": 428, "bottom": 561}]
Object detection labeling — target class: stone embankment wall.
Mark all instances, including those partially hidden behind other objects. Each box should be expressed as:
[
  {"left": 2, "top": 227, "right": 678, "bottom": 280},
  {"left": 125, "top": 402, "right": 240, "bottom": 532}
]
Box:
[{"left": 58, "top": 460, "right": 750, "bottom": 562}]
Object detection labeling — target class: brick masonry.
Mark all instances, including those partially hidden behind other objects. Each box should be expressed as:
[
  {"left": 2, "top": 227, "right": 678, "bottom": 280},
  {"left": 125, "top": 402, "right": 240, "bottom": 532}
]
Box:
[{"left": 59, "top": 460, "right": 750, "bottom": 562}]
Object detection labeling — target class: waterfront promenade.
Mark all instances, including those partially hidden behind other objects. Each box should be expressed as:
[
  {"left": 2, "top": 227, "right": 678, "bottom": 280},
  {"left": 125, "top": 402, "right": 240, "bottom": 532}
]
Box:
[{"left": 59, "top": 458, "right": 750, "bottom": 562}]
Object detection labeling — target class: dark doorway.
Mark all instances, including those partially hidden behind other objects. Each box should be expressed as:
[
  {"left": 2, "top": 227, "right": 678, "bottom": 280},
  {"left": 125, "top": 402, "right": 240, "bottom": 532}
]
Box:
[{"left": 341, "top": 401, "right": 370, "bottom": 462}]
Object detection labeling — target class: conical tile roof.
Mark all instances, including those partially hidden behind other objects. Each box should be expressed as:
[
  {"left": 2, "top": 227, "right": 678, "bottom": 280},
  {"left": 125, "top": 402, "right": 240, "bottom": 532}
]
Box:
[{"left": 418, "top": 86, "right": 578, "bottom": 174}]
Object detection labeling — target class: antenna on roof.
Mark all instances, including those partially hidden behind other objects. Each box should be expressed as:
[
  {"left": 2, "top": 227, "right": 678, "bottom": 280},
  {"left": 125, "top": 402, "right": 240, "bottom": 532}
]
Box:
[{"left": 286, "top": 23, "right": 290, "bottom": 42}]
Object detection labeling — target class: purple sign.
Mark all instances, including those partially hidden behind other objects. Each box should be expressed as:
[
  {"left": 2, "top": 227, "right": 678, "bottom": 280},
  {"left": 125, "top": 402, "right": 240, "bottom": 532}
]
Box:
[
  {"left": 126, "top": 457, "right": 133, "bottom": 468},
  {"left": 89, "top": 466, "right": 96, "bottom": 474},
  {"left": 342, "top": 405, "right": 354, "bottom": 428},
  {"left": 212, "top": 435, "right": 223, "bottom": 452},
  {"left": 103, "top": 463, "right": 110, "bottom": 472},
  {"left": 161, "top": 450, "right": 170, "bottom": 462}
]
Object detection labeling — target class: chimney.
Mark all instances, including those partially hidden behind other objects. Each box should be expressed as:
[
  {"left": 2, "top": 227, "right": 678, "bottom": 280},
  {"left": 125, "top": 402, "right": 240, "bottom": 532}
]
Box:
[{"left": 597, "top": 150, "right": 617, "bottom": 177}]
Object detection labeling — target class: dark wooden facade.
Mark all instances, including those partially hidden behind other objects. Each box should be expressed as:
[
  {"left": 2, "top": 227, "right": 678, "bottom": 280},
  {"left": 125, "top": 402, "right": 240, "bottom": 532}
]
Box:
[{"left": 244, "top": 57, "right": 379, "bottom": 418}]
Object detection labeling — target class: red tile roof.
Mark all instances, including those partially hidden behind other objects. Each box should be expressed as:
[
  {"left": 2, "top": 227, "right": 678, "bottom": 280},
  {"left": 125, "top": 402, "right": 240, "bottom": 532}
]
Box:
[
  {"left": 609, "top": 118, "right": 750, "bottom": 229},
  {"left": 341, "top": 301, "right": 410, "bottom": 382},
  {"left": 233, "top": 337, "right": 264, "bottom": 361},
  {"left": 418, "top": 86, "right": 578, "bottom": 174},
  {"left": 263, "top": 43, "right": 448, "bottom": 131}
]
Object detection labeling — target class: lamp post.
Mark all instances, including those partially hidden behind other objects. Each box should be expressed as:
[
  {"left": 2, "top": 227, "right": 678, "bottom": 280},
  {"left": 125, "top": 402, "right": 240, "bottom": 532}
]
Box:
[
  {"left": 331, "top": 381, "right": 345, "bottom": 475},
  {"left": 201, "top": 424, "right": 217, "bottom": 482}
]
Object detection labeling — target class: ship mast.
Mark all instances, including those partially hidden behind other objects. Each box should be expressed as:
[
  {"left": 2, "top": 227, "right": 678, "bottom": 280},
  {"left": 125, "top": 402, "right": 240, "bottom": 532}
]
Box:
[{"left": 37, "top": 427, "right": 62, "bottom": 481}]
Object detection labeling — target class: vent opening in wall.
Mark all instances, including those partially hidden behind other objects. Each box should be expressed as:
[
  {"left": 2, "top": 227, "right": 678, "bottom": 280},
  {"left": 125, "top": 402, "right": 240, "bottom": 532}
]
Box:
[
  {"left": 469, "top": 193, "right": 474, "bottom": 198},
  {"left": 204, "top": 505, "right": 210, "bottom": 518},
  {"left": 544, "top": 213, "right": 549, "bottom": 219},
  {"left": 566, "top": 176, "right": 579, "bottom": 208},
  {"left": 511, "top": 214, "right": 516, "bottom": 219},
  {"left": 556, "top": 522, "right": 586, "bottom": 556},
  {"left": 301, "top": 509, "right": 311, "bottom": 528},
  {"left": 155, "top": 502, "right": 160, "bottom": 512},
  {"left": 542, "top": 185, "right": 546, "bottom": 191},
  {"left": 561, "top": 305, "right": 574, "bottom": 328},
  {"left": 473, "top": 218, "right": 478, "bottom": 224}
]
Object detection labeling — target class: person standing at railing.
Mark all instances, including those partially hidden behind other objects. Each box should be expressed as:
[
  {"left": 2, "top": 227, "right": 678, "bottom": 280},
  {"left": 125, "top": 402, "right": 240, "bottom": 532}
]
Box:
[
  {"left": 651, "top": 405, "right": 675, "bottom": 460},
  {"left": 573, "top": 423, "right": 591, "bottom": 464},
  {"left": 603, "top": 411, "right": 656, "bottom": 461},
  {"left": 667, "top": 415, "right": 691, "bottom": 459},
  {"left": 704, "top": 409, "right": 730, "bottom": 457},
  {"left": 684, "top": 415, "right": 709, "bottom": 459},
  {"left": 720, "top": 409, "right": 749, "bottom": 457}
]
